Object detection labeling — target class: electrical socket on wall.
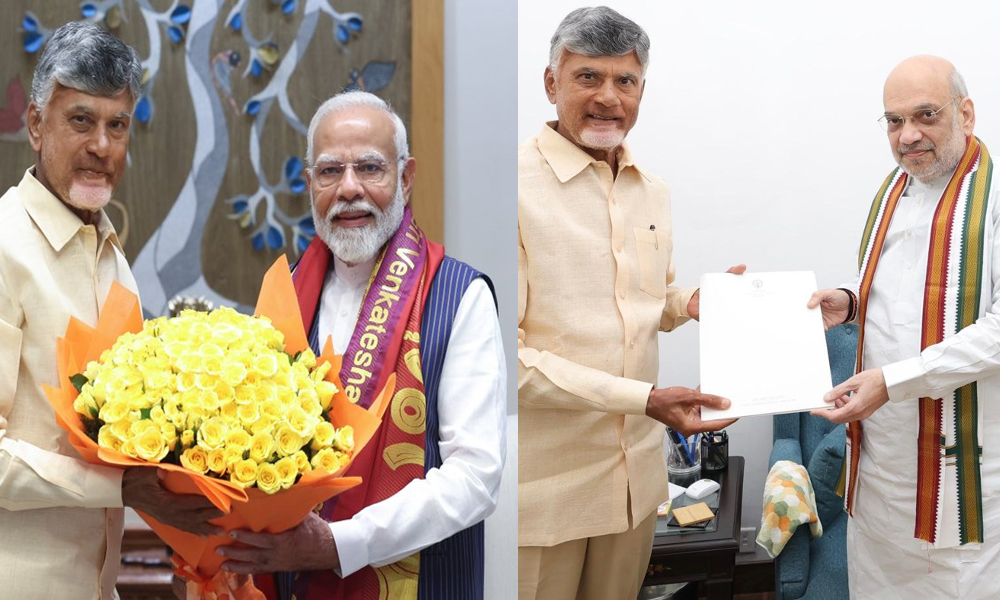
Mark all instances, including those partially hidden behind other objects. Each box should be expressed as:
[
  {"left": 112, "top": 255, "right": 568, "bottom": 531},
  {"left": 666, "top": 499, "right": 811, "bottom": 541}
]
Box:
[{"left": 739, "top": 526, "right": 756, "bottom": 553}]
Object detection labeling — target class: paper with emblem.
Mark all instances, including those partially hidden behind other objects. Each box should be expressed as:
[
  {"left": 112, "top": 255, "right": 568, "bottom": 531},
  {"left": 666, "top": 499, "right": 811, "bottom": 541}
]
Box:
[{"left": 699, "top": 271, "right": 832, "bottom": 419}]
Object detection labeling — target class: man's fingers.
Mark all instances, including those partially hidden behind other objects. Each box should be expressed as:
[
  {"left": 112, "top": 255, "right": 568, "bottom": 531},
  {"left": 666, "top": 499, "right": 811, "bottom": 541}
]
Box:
[
  {"left": 700, "top": 418, "right": 737, "bottom": 431},
  {"left": 824, "top": 379, "right": 858, "bottom": 402},
  {"left": 807, "top": 291, "right": 826, "bottom": 309},
  {"left": 229, "top": 529, "right": 280, "bottom": 549},
  {"left": 694, "top": 394, "right": 730, "bottom": 410},
  {"left": 726, "top": 264, "right": 747, "bottom": 275}
]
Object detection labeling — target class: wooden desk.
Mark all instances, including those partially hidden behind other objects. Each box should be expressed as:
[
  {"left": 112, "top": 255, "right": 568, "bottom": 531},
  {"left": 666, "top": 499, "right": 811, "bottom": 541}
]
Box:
[{"left": 644, "top": 456, "right": 744, "bottom": 600}]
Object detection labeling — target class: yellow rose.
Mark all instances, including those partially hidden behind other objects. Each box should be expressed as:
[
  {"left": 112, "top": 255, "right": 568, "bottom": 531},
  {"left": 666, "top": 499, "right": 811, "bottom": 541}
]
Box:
[
  {"left": 160, "top": 423, "right": 178, "bottom": 450},
  {"left": 249, "top": 432, "right": 275, "bottom": 464},
  {"left": 275, "top": 425, "right": 304, "bottom": 457},
  {"left": 195, "top": 373, "right": 216, "bottom": 391},
  {"left": 261, "top": 399, "right": 283, "bottom": 421},
  {"left": 207, "top": 449, "right": 227, "bottom": 474},
  {"left": 220, "top": 400, "right": 239, "bottom": 424},
  {"left": 226, "top": 427, "right": 251, "bottom": 452},
  {"left": 110, "top": 419, "right": 131, "bottom": 442},
  {"left": 333, "top": 425, "right": 355, "bottom": 453},
  {"left": 310, "top": 448, "right": 340, "bottom": 473},
  {"left": 133, "top": 426, "right": 170, "bottom": 462},
  {"left": 287, "top": 407, "right": 315, "bottom": 438},
  {"left": 255, "top": 463, "right": 282, "bottom": 494},
  {"left": 311, "top": 421, "right": 336, "bottom": 451},
  {"left": 197, "top": 417, "right": 228, "bottom": 450},
  {"left": 149, "top": 404, "right": 167, "bottom": 426},
  {"left": 237, "top": 402, "right": 260, "bottom": 425},
  {"left": 221, "top": 361, "right": 248, "bottom": 386},
  {"left": 234, "top": 385, "right": 255, "bottom": 405},
  {"left": 198, "top": 389, "right": 220, "bottom": 412},
  {"left": 74, "top": 391, "right": 99, "bottom": 419},
  {"left": 296, "top": 349, "right": 317, "bottom": 369},
  {"left": 231, "top": 459, "right": 258, "bottom": 488},
  {"left": 176, "top": 371, "right": 196, "bottom": 393},
  {"left": 311, "top": 361, "right": 332, "bottom": 382},
  {"left": 120, "top": 440, "right": 139, "bottom": 459},
  {"left": 180, "top": 446, "right": 210, "bottom": 474},
  {"left": 315, "top": 381, "right": 336, "bottom": 411},
  {"left": 200, "top": 342, "right": 224, "bottom": 359},
  {"left": 224, "top": 445, "right": 244, "bottom": 467},
  {"left": 252, "top": 353, "right": 279, "bottom": 378},
  {"left": 99, "top": 399, "right": 130, "bottom": 424},
  {"left": 143, "top": 369, "right": 171, "bottom": 391},
  {"left": 176, "top": 353, "right": 203, "bottom": 374},
  {"left": 180, "top": 429, "right": 195, "bottom": 448},
  {"left": 299, "top": 395, "right": 322, "bottom": 420},
  {"left": 249, "top": 417, "right": 274, "bottom": 436},
  {"left": 214, "top": 381, "right": 235, "bottom": 403},
  {"left": 274, "top": 456, "right": 298, "bottom": 489},
  {"left": 98, "top": 425, "right": 122, "bottom": 452},
  {"left": 292, "top": 451, "right": 310, "bottom": 473}
]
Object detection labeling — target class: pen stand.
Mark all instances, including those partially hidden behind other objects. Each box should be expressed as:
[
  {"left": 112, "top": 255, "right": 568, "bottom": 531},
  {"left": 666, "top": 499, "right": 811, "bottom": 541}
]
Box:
[
  {"left": 701, "top": 430, "right": 729, "bottom": 476},
  {"left": 666, "top": 429, "right": 702, "bottom": 488}
]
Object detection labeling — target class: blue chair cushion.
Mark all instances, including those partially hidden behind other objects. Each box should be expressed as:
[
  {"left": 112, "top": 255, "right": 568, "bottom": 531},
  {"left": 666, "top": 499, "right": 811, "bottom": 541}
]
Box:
[{"left": 807, "top": 425, "right": 846, "bottom": 527}]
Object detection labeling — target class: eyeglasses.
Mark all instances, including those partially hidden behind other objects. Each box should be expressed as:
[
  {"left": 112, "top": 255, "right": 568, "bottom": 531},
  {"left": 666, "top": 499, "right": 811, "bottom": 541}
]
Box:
[
  {"left": 310, "top": 157, "right": 405, "bottom": 187},
  {"left": 878, "top": 98, "right": 961, "bottom": 132}
]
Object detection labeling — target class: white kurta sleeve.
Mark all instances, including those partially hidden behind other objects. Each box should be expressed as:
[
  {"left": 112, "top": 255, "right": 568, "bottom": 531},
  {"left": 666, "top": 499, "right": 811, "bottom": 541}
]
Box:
[
  {"left": 0, "top": 318, "right": 123, "bottom": 512},
  {"left": 329, "top": 278, "right": 507, "bottom": 577},
  {"left": 883, "top": 190, "right": 1000, "bottom": 403}
]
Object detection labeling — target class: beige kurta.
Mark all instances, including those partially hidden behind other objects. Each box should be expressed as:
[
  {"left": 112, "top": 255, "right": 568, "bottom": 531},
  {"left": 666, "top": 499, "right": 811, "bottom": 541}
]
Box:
[
  {"left": 0, "top": 169, "right": 137, "bottom": 599},
  {"left": 518, "top": 123, "right": 696, "bottom": 547}
]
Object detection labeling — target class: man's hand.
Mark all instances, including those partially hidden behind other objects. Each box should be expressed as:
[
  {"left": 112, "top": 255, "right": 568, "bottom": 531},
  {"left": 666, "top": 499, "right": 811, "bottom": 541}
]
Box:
[
  {"left": 810, "top": 368, "right": 889, "bottom": 424},
  {"left": 218, "top": 512, "right": 339, "bottom": 574},
  {"left": 807, "top": 288, "right": 851, "bottom": 331},
  {"left": 121, "top": 468, "right": 224, "bottom": 536},
  {"left": 688, "top": 264, "right": 747, "bottom": 321},
  {"left": 646, "top": 387, "right": 737, "bottom": 436}
]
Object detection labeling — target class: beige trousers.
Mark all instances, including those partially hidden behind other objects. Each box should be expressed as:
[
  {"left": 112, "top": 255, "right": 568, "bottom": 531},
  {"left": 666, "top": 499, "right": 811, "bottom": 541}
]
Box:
[{"left": 518, "top": 510, "right": 657, "bottom": 600}]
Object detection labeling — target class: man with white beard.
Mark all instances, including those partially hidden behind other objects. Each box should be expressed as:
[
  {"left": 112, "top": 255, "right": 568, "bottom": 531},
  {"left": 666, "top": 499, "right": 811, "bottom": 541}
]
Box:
[
  {"left": 217, "top": 91, "right": 507, "bottom": 600},
  {"left": 0, "top": 21, "right": 223, "bottom": 599},
  {"left": 810, "top": 55, "right": 1000, "bottom": 599}
]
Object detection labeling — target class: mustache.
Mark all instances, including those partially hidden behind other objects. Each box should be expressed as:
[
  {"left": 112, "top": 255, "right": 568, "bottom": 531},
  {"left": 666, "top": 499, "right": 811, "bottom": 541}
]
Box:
[
  {"left": 325, "top": 200, "right": 382, "bottom": 220},
  {"left": 898, "top": 142, "right": 935, "bottom": 154}
]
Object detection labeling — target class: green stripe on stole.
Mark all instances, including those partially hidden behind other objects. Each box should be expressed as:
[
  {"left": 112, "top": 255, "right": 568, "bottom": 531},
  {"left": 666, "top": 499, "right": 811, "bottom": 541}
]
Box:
[{"left": 955, "top": 145, "right": 991, "bottom": 544}]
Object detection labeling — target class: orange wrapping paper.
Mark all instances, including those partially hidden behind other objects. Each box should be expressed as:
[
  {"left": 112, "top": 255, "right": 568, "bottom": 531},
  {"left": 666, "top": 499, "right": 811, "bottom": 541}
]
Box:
[{"left": 43, "top": 256, "right": 392, "bottom": 596}]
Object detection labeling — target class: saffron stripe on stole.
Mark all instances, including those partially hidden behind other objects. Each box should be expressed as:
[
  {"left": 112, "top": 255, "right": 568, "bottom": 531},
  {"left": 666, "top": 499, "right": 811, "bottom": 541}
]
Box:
[
  {"left": 848, "top": 172, "right": 907, "bottom": 516},
  {"left": 914, "top": 138, "right": 981, "bottom": 543},
  {"left": 955, "top": 145, "right": 991, "bottom": 544},
  {"left": 858, "top": 170, "right": 900, "bottom": 272}
]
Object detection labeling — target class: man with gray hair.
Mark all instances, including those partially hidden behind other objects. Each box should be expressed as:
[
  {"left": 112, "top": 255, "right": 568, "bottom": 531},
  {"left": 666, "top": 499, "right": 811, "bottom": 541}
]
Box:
[
  {"left": 518, "top": 7, "right": 741, "bottom": 599},
  {"left": 215, "top": 90, "right": 507, "bottom": 600},
  {"left": 0, "top": 21, "right": 223, "bottom": 599},
  {"left": 808, "top": 56, "right": 1000, "bottom": 599}
]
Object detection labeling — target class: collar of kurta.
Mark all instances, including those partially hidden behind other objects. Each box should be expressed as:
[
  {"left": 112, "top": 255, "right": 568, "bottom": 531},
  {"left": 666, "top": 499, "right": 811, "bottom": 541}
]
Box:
[
  {"left": 536, "top": 121, "right": 650, "bottom": 183},
  {"left": 18, "top": 168, "right": 123, "bottom": 254}
]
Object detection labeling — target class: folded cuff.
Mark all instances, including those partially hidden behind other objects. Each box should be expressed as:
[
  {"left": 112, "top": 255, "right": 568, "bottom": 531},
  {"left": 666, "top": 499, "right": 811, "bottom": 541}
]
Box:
[
  {"left": 607, "top": 378, "right": 654, "bottom": 415},
  {"left": 330, "top": 518, "right": 369, "bottom": 578},
  {"left": 882, "top": 357, "right": 926, "bottom": 403}
]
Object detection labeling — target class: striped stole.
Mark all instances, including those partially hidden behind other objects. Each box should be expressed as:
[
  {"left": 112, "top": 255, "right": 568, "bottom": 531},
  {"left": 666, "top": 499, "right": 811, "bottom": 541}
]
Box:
[{"left": 847, "top": 136, "right": 992, "bottom": 546}]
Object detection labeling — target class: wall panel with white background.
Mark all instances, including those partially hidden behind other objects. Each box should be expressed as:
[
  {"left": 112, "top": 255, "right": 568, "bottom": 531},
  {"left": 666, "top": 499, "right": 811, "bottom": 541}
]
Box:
[{"left": 518, "top": 0, "right": 1000, "bottom": 534}]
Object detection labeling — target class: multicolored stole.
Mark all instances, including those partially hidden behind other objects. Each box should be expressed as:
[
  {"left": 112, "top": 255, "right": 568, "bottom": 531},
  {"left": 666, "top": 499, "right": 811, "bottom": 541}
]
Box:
[
  {"left": 848, "top": 136, "right": 992, "bottom": 546},
  {"left": 272, "top": 205, "right": 444, "bottom": 599}
]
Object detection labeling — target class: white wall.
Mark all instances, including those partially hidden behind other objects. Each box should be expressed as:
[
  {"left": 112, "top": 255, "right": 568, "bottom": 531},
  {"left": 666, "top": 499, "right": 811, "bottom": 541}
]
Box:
[
  {"left": 444, "top": 1, "right": 517, "bottom": 599},
  {"left": 518, "top": 0, "right": 1000, "bottom": 532}
]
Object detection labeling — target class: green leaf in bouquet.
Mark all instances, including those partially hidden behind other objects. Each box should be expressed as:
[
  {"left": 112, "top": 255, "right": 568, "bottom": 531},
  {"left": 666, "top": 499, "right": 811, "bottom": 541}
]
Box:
[
  {"left": 140, "top": 407, "right": 152, "bottom": 420},
  {"left": 89, "top": 406, "right": 99, "bottom": 419},
  {"left": 70, "top": 373, "right": 89, "bottom": 393}
]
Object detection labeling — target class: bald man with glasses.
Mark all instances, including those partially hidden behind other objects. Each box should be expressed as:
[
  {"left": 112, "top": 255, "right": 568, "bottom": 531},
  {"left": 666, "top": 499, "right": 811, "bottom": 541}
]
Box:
[{"left": 808, "top": 55, "right": 1000, "bottom": 600}]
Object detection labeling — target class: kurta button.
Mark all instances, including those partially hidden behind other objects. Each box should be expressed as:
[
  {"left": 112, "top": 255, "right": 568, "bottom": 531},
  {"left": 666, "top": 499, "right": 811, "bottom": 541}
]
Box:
[
  {"left": 629, "top": 340, "right": 636, "bottom": 348},
  {"left": 616, "top": 246, "right": 623, "bottom": 253},
  {"left": 619, "top": 291, "right": 626, "bottom": 299}
]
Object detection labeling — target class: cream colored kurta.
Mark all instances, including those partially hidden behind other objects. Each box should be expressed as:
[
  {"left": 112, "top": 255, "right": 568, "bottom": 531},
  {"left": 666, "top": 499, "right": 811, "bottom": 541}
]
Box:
[
  {"left": 848, "top": 168, "right": 1000, "bottom": 599},
  {"left": 518, "top": 123, "right": 696, "bottom": 547},
  {"left": 0, "top": 169, "right": 137, "bottom": 599}
]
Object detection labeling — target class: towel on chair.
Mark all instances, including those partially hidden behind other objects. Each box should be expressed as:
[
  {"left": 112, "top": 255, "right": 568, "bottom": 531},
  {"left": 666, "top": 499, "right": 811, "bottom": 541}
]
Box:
[{"left": 757, "top": 460, "right": 823, "bottom": 558}]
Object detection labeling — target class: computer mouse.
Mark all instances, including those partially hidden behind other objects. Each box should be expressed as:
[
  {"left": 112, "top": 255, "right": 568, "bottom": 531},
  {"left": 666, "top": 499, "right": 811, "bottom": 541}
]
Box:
[{"left": 685, "top": 479, "right": 721, "bottom": 500}]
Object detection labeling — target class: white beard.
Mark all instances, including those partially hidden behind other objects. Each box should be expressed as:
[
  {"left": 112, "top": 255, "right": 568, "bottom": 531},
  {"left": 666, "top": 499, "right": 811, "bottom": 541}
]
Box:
[
  {"left": 67, "top": 181, "right": 112, "bottom": 212},
  {"left": 312, "top": 178, "right": 405, "bottom": 264},
  {"left": 580, "top": 128, "right": 625, "bottom": 150}
]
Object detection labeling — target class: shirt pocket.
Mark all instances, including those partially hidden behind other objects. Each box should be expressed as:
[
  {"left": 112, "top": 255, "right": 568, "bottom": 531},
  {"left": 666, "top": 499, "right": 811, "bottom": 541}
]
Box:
[{"left": 633, "top": 227, "right": 668, "bottom": 299}]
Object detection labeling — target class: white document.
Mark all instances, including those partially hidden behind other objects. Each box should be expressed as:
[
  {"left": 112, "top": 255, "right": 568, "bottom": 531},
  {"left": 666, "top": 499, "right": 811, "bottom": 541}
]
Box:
[{"left": 699, "top": 271, "right": 832, "bottom": 419}]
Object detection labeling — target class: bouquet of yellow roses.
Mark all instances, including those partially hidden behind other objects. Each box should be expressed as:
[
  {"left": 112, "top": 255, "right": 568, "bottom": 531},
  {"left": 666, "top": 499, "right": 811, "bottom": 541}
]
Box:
[{"left": 44, "top": 257, "right": 392, "bottom": 598}]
